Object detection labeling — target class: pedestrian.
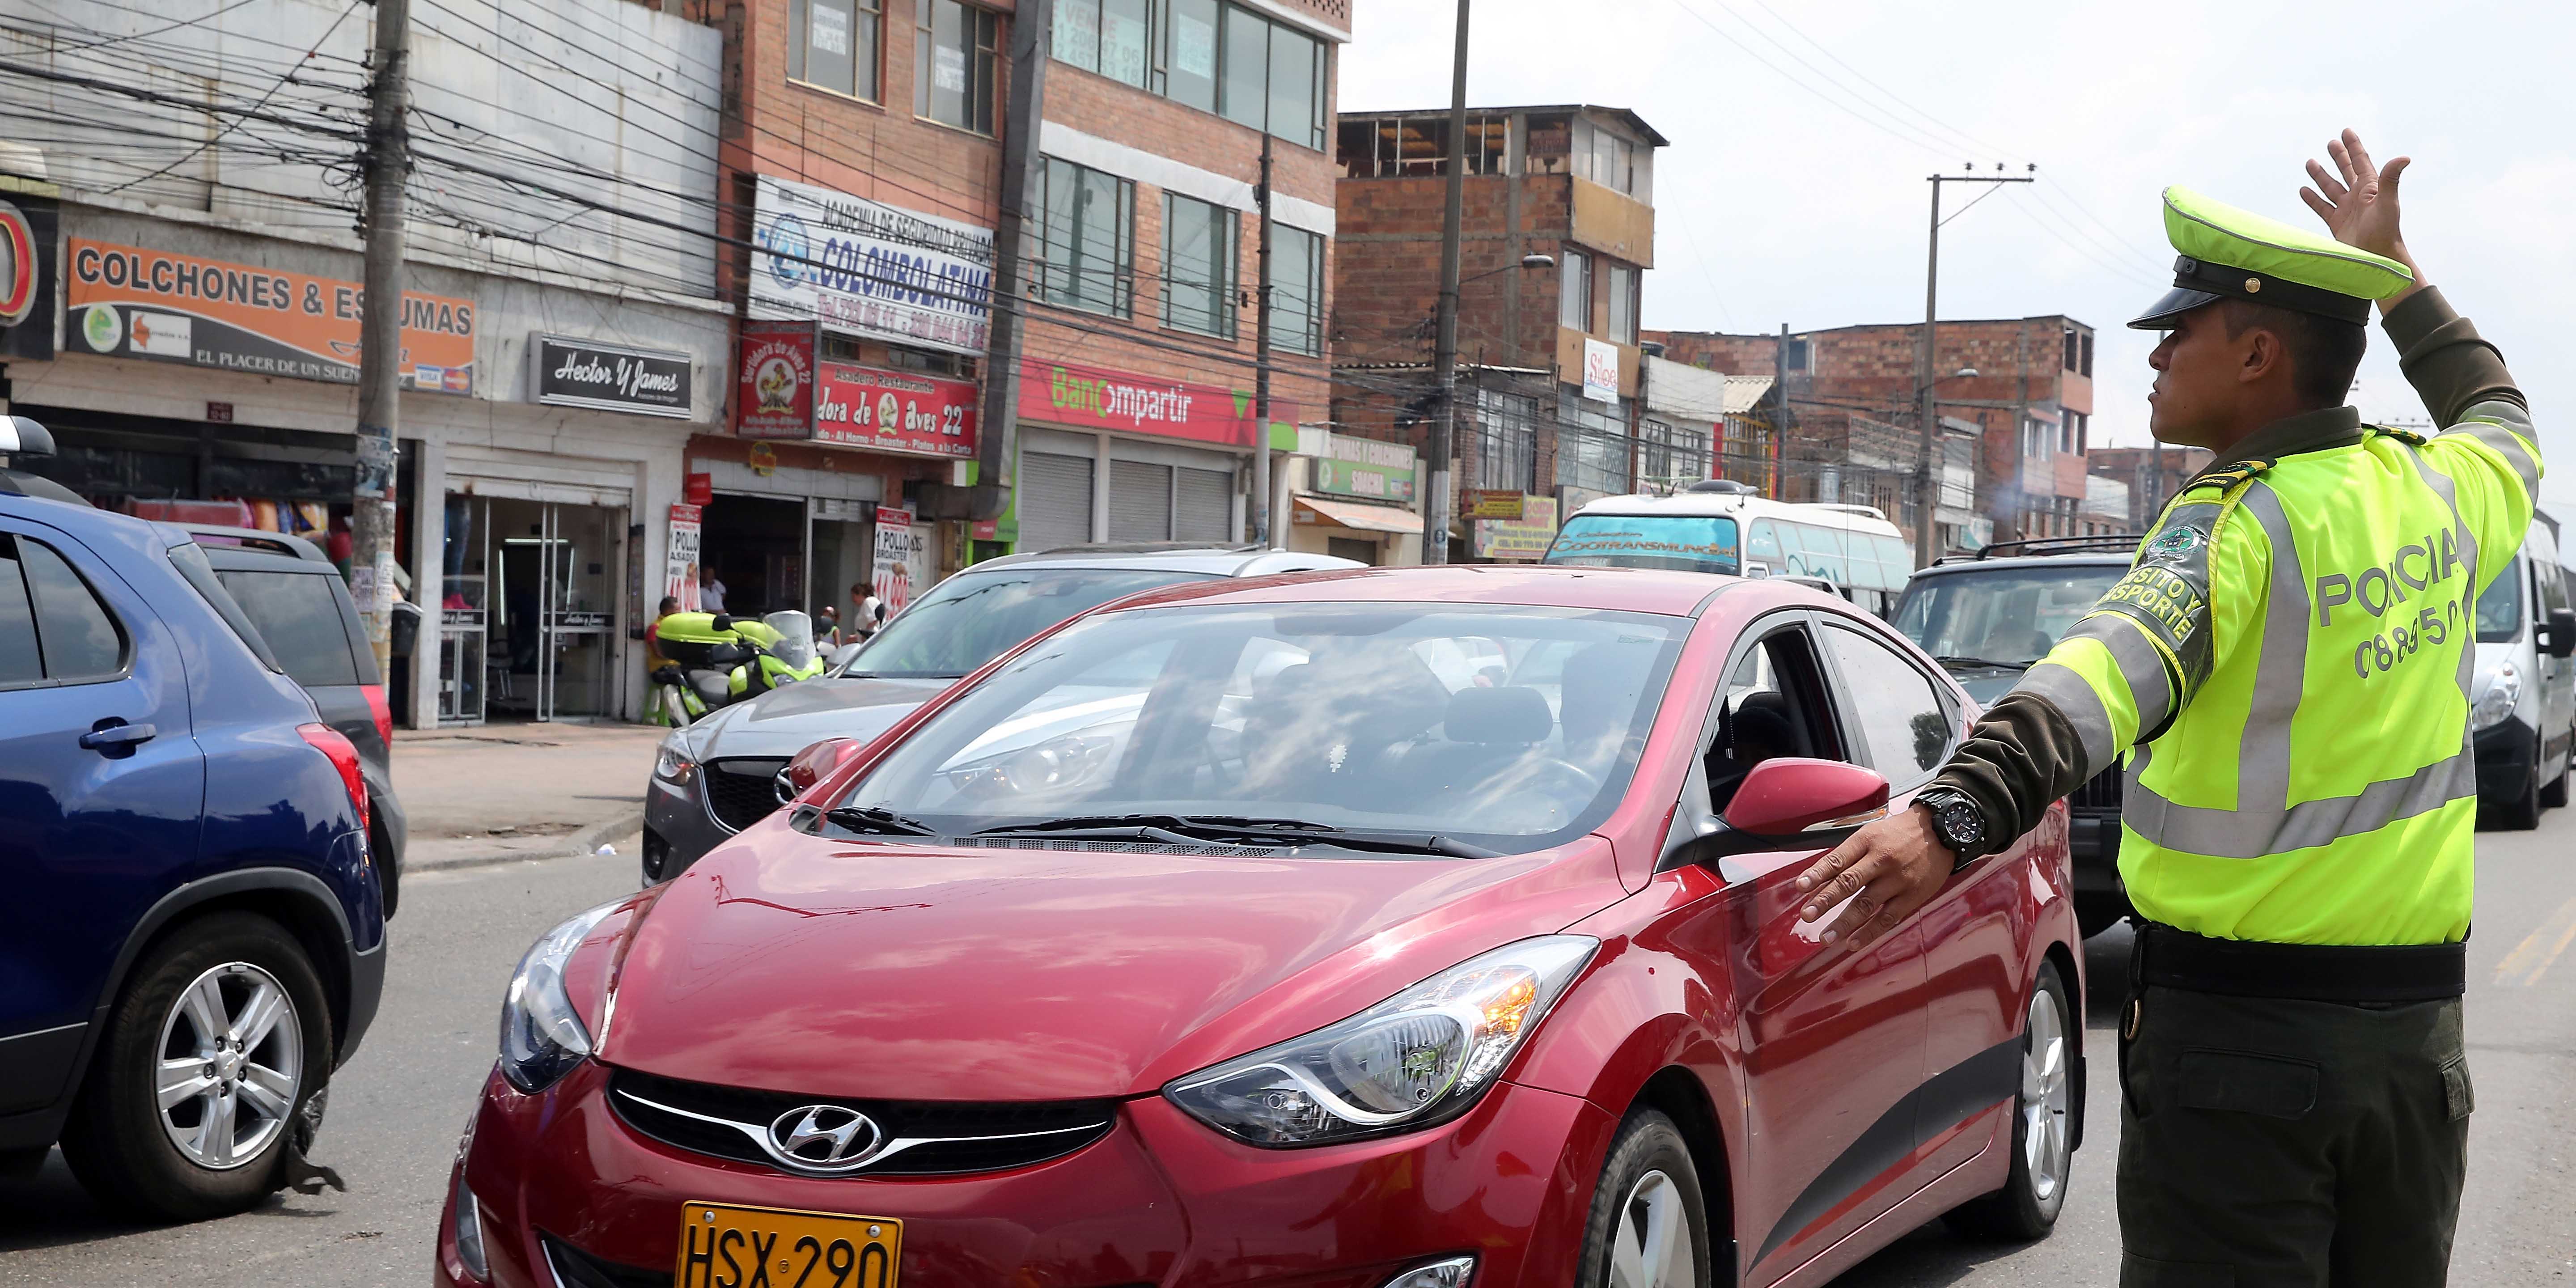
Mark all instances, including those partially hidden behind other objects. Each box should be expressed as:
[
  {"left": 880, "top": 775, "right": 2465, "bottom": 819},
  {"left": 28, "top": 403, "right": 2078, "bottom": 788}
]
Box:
[
  {"left": 815, "top": 604, "right": 840, "bottom": 648},
  {"left": 697, "top": 565, "right": 727, "bottom": 615},
  {"left": 848, "top": 581, "right": 886, "bottom": 640},
  {"left": 1792, "top": 131, "right": 2535, "bottom": 1285}
]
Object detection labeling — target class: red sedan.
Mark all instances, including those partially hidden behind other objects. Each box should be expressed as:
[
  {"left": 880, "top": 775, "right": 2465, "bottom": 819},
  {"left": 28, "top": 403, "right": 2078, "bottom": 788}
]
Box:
[{"left": 437, "top": 566, "right": 2083, "bottom": 1288}]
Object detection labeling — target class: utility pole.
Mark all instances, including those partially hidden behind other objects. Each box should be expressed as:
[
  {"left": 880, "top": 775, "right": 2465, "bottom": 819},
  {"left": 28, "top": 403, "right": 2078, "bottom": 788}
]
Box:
[
  {"left": 352, "top": 0, "right": 411, "bottom": 675},
  {"left": 1253, "top": 134, "right": 1275, "bottom": 547},
  {"left": 1422, "top": 0, "right": 1469, "bottom": 566},
  {"left": 1915, "top": 165, "right": 2031, "bottom": 568},
  {"left": 972, "top": 0, "right": 1051, "bottom": 529},
  {"left": 1771, "top": 322, "right": 1788, "bottom": 498}
]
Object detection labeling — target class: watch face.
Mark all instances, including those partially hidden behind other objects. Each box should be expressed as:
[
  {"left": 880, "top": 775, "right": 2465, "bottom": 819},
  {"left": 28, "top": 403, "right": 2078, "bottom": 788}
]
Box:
[{"left": 1942, "top": 802, "right": 1984, "bottom": 847}]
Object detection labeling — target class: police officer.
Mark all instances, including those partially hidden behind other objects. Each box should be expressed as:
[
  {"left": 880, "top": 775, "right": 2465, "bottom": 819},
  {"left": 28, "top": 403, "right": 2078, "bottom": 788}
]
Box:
[{"left": 1794, "top": 130, "right": 2538, "bottom": 1284}]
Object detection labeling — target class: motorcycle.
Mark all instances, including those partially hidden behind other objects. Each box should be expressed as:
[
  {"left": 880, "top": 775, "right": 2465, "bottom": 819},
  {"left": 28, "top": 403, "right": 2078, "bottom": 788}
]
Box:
[{"left": 649, "top": 610, "right": 827, "bottom": 725}]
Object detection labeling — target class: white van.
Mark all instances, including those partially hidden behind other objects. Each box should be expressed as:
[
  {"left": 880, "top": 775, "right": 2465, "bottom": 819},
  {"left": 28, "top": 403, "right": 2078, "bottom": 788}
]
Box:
[
  {"left": 2470, "top": 518, "right": 2576, "bottom": 828},
  {"left": 1541, "top": 481, "right": 1915, "bottom": 615}
]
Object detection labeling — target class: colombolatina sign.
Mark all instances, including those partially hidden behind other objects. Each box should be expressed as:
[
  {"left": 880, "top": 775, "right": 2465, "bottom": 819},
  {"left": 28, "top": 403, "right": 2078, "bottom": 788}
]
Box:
[
  {"left": 528, "top": 334, "right": 693, "bottom": 418},
  {"left": 749, "top": 174, "right": 995, "bottom": 356}
]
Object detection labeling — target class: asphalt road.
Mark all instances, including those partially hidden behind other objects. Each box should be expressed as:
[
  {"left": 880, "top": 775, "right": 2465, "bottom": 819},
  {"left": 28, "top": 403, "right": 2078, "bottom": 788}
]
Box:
[{"left": 4, "top": 819, "right": 2572, "bottom": 1287}]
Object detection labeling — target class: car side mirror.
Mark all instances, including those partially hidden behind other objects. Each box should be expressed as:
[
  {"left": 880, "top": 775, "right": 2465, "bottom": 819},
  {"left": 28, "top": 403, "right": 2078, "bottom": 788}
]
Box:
[
  {"left": 1721, "top": 758, "right": 1891, "bottom": 836},
  {"left": 2544, "top": 608, "right": 2576, "bottom": 659}
]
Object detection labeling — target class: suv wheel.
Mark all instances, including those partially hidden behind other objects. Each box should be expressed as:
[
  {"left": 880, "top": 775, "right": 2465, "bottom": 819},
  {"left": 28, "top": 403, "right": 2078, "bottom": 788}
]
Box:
[
  {"left": 60, "top": 912, "right": 331, "bottom": 1221},
  {"left": 2491, "top": 737, "right": 2544, "bottom": 830},
  {"left": 1950, "top": 960, "right": 2074, "bottom": 1241},
  {"left": 2541, "top": 737, "right": 2569, "bottom": 809}
]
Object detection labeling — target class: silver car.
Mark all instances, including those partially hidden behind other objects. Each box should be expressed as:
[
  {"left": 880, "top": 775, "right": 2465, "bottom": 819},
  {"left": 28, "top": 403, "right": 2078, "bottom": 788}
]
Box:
[{"left": 640, "top": 543, "right": 1362, "bottom": 881}]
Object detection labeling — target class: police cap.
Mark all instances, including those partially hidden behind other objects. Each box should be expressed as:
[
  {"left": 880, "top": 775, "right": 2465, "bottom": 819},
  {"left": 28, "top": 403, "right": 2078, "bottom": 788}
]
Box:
[{"left": 2128, "top": 186, "right": 2414, "bottom": 330}]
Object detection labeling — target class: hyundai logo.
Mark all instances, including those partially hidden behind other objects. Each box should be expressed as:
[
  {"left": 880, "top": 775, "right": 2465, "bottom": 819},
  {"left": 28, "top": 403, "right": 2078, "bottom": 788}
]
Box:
[
  {"left": 773, "top": 766, "right": 799, "bottom": 805},
  {"left": 762, "top": 1104, "right": 883, "bottom": 1173}
]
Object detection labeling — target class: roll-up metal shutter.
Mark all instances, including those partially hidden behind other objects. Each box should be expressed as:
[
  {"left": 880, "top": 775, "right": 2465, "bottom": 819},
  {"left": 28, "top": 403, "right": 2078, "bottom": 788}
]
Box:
[
  {"left": 1019, "top": 451, "right": 1094, "bottom": 553},
  {"left": 1108, "top": 460, "right": 1173, "bottom": 542},
  {"left": 1174, "top": 466, "right": 1233, "bottom": 542}
]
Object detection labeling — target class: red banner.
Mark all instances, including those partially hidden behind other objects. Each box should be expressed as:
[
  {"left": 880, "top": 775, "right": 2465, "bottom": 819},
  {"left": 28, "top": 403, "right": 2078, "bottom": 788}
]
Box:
[
  {"left": 734, "top": 321, "right": 816, "bottom": 438},
  {"left": 1017, "top": 359, "right": 1281, "bottom": 449},
  {"left": 814, "top": 363, "right": 978, "bottom": 459}
]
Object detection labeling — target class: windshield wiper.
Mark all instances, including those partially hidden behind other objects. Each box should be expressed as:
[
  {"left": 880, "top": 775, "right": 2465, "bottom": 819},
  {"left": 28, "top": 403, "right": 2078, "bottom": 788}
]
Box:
[
  {"left": 1933, "top": 655, "right": 2034, "bottom": 671},
  {"left": 974, "top": 814, "right": 1498, "bottom": 859},
  {"left": 814, "top": 805, "right": 941, "bottom": 838}
]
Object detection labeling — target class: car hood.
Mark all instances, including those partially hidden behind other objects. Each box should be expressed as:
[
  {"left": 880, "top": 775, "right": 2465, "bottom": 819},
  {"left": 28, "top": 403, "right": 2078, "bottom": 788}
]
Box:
[
  {"left": 596, "top": 830, "right": 1625, "bottom": 1101},
  {"left": 690, "top": 676, "right": 956, "bottom": 759}
]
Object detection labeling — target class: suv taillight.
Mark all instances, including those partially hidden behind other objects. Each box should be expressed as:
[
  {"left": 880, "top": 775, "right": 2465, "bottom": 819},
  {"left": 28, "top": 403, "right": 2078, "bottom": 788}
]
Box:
[
  {"left": 299, "top": 722, "right": 369, "bottom": 834},
  {"left": 360, "top": 683, "right": 393, "bottom": 751}
]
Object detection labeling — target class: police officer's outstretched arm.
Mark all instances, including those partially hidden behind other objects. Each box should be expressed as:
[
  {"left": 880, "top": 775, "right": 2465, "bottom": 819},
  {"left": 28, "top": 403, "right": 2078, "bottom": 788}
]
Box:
[{"left": 2305, "top": 128, "right": 2541, "bottom": 555}]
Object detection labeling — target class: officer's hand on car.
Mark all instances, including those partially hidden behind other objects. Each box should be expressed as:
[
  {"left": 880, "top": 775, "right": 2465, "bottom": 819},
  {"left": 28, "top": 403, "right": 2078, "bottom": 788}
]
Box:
[{"left": 1791, "top": 805, "right": 1957, "bottom": 948}]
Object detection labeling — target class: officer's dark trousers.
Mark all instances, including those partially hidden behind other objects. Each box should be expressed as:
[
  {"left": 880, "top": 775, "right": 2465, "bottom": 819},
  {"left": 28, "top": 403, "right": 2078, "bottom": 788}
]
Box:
[{"left": 2117, "top": 985, "right": 2471, "bottom": 1286}]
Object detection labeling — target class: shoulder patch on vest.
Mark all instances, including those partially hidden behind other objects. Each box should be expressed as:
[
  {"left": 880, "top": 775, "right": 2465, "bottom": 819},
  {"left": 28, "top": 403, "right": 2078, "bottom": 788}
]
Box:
[
  {"left": 2368, "top": 423, "right": 2428, "bottom": 447},
  {"left": 2183, "top": 458, "right": 2274, "bottom": 496}
]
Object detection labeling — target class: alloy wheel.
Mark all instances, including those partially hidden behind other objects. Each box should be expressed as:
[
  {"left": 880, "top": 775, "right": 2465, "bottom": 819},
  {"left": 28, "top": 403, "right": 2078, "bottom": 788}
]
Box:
[
  {"left": 1608, "top": 1168, "right": 1697, "bottom": 1288},
  {"left": 154, "top": 962, "right": 303, "bottom": 1170},
  {"left": 2021, "top": 987, "right": 2073, "bottom": 1203}
]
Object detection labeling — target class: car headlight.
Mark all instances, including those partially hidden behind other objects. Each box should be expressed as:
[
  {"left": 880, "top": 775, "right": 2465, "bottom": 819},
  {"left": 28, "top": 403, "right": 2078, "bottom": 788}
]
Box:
[
  {"left": 497, "top": 898, "right": 622, "bottom": 1093},
  {"left": 940, "top": 732, "right": 1119, "bottom": 794},
  {"left": 2471, "top": 661, "right": 2524, "bottom": 732},
  {"left": 1165, "top": 936, "right": 1597, "bottom": 1147},
  {"left": 654, "top": 730, "right": 697, "bottom": 784}
]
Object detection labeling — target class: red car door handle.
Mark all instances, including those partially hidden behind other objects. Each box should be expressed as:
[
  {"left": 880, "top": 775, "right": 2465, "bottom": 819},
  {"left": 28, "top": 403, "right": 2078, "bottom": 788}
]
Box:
[{"left": 79, "top": 722, "right": 157, "bottom": 751}]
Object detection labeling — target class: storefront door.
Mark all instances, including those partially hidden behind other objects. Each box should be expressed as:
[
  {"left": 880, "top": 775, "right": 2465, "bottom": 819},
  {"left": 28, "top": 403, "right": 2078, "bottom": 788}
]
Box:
[{"left": 445, "top": 493, "right": 625, "bottom": 722}]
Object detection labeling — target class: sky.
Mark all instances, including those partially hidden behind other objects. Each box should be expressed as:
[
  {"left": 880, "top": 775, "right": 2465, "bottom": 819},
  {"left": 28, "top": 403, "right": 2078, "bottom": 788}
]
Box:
[{"left": 1341, "top": 0, "right": 2576, "bottom": 512}]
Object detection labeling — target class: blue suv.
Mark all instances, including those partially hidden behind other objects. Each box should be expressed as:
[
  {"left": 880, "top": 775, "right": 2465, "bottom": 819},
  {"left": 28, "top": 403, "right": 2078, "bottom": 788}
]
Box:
[{"left": 0, "top": 419, "right": 385, "bottom": 1220}]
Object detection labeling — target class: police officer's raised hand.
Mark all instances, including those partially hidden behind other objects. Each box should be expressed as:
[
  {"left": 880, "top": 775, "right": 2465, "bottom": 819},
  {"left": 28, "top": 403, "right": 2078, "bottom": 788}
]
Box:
[
  {"left": 2301, "top": 128, "right": 2425, "bottom": 310},
  {"left": 1791, "top": 804, "right": 1956, "bottom": 948}
]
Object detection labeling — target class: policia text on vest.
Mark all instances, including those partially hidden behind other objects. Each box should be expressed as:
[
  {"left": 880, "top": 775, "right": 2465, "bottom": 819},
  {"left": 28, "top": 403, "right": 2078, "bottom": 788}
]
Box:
[{"left": 1791, "top": 132, "right": 2540, "bottom": 1285}]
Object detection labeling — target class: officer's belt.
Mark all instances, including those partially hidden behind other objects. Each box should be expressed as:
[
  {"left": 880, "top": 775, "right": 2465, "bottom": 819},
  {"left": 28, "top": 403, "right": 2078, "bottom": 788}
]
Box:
[{"left": 2134, "top": 921, "right": 2465, "bottom": 1003}]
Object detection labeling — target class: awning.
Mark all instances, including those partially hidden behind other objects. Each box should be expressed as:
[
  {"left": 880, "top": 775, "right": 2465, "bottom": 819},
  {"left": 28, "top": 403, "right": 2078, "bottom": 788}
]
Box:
[{"left": 1295, "top": 495, "right": 1423, "bottom": 534}]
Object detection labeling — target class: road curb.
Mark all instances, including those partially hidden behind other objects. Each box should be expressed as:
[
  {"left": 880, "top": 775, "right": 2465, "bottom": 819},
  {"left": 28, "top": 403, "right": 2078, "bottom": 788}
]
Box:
[{"left": 405, "top": 809, "right": 645, "bottom": 875}]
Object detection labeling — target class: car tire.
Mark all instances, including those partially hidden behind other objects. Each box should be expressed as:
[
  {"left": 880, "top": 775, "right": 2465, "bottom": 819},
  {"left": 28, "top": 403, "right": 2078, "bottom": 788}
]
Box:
[
  {"left": 1950, "top": 960, "right": 2074, "bottom": 1242},
  {"left": 1575, "top": 1109, "right": 1713, "bottom": 1288},
  {"left": 2492, "top": 738, "right": 2544, "bottom": 830},
  {"left": 372, "top": 818, "right": 401, "bottom": 920},
  {"left": 2540, "top": 737, "right": 2568, "bottom": 809},
  {"left": 59, "top": 912, "right": 333, "bottom": 1222}
]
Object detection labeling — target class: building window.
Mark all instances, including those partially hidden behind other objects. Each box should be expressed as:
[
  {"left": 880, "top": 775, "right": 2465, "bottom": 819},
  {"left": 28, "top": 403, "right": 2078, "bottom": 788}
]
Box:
[
  {"left": 1785, "top": 336, "right": 1809, "bottom": 372},
  {"left": 1559, "top": 250, "right": 1590, "bottom": 332},
  {"left": 1571, "top": 115, "right": 1652, "bottom": 201},
  {"left": 1639, "top": 418, "right": 1707, "bottom": 483},
  {"left": 1335, "top": 116, "right": 1508, "bottom": 178},
  {"left": 1267, "top": 224, "right": 1323, "bottom": 356},
  {"left": 1557, "top": 392, "right": 1632, "bottom": 496},
  {"left": 915, "top": 0, "right": 997, "bottom": 133},
  {"left": 1163, "top": 0, "right": 1219, "bottom": 110},
  {"left": 1055, "top": 0, "right": 1150, "bottom": 88},
  {"left": 2080, "top": 331, "right": 2094, "bottom": 377},
  {"left": 1038, "top": 157, "right": 1134, "bottom": 318},
  {"left": 1606, "top": 264, "right": 1639, "bottom": 345},
  {"left": 1161, "top": 193, "right": 1235, "bottom": 337},
  {"left": 2063, "top": 328, "right": 2079, "bottom": 373},
  {"left": 790, "top": 0, "right": 881, "bottom": 98},
  {"left": 1474, "top": 389, "right": 1538, "bottom": 491},
  {"left": 1209, "top": 4, "right": 1325, "bottom": 150}
]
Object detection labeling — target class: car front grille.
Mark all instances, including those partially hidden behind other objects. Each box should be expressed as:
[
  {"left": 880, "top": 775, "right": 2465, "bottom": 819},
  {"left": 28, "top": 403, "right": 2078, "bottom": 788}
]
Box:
[
  {"left": 545, "top": 1236, "right": 669, "bottom": 1288},
  {"left": 704, "top": 758, "right": 791, "bottom": 832},
  {"left": 2069, "top": 765, "right": 2123, "bottom": 811},
  {"left": 606, "top": 1066, "right": 1118, "bottom": 1178}
]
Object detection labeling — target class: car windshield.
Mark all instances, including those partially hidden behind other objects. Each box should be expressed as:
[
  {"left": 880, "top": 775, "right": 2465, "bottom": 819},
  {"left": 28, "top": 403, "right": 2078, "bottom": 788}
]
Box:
[
  {"left": 1892, "top": 563, "right": 2128, "bottom": 688},
  {"left": 838, "top": 567, "right": 1215, "bottom": 678},
  {"left": 834, "top": 601, "right": 1689, "bottom": 854},
  {"left": 2476, "top": 556, "right": 2523, "bottom": 642},
  {"left": 1544, "top": 514, "right": 1741, "bottom": 574}
]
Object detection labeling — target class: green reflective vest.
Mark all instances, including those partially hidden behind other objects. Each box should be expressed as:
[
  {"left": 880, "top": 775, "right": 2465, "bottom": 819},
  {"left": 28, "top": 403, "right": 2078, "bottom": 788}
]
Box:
[{"left": 2021, "top": 403, "right": 2540, "bottom": 945}]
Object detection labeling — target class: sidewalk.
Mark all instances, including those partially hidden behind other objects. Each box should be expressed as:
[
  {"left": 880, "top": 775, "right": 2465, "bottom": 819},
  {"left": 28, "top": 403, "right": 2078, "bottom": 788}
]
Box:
[{"left": 392, "top": 720, "right": 666, "bottom": 870}]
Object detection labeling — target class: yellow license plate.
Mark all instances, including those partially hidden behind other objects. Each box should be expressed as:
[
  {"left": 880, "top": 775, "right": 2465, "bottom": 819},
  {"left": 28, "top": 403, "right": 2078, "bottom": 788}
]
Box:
[{"left": 676, "top": 1201, "right": 902, "bottom": 1288}]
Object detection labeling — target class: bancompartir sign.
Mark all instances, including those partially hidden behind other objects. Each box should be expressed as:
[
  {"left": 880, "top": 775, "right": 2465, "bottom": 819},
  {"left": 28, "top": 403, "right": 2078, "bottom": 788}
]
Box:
[
  {"left": 527, "top": 334, "right": 693, "bottom": 418},
  {"left": 65, "top": 238, "right": 476, "bottom": 393},
  {"left": 750, "top": 174, "right": 994, "bottom": 356}
]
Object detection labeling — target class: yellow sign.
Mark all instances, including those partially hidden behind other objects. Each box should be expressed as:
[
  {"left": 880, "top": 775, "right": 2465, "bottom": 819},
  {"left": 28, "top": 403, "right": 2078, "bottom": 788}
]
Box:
[
  {"left": 747, "top": 441, "right": 779, "bottom": 476},
  {"left": 1472, "top": 496, "right": 1559, "bottom": 561},
  {"left": 1463, "top": 489, "right": 1526, "bottom": 520}
]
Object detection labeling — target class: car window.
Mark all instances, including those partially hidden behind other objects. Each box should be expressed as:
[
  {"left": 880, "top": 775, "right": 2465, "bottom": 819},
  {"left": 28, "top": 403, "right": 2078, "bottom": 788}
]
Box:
[
  {"left": 841, "top": 602, "right": 1689, "bottom": 853},
  {"left": 0, "top": 535, "right": 41, "bottom": 685},
  {"left": 1892, "top": 564, "right": 2128, "bottom": 667},
  {"left": 166, "top": 541, "right": 283, "bottom": 673},
  {"left": 217, "top": 568, "right": 360, "bottom": 687},
  {"left": 843, "top": 568, "right": 1217, "bottom": 679},
  {"left": 20, "top": 536, "right": 126, "bottom": 681},
  {"left": 1821, "top": 624, "right": 1953, "bottom": 791},
  {"left": 1701, "top": 624, "right": 1843, "bottom": 813},
  {"left": 2475, "top": 556, "right": 2523, "bottom": 642}
]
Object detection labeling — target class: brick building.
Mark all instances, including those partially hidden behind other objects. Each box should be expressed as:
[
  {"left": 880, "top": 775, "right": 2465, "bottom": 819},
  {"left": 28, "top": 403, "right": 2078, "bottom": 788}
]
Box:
[
  {"left": 2088, "top": 444, "right": 2213, "bottom": 530},
  {"left": 696, "top": 0, "right": 1350, "bottom": 615},
  {"left": 1648, "top": 315, "right": 2099, "bottom": 556},
  {"left": 1330, "top": 104, "right": 1667, "bottom": 559}
]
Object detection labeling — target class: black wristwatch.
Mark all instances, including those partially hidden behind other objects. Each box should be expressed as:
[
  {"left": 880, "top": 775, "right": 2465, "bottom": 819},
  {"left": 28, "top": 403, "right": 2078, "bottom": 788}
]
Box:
[{"left": 1915, "top": 788, "right": 1987, "bottom": 869}]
